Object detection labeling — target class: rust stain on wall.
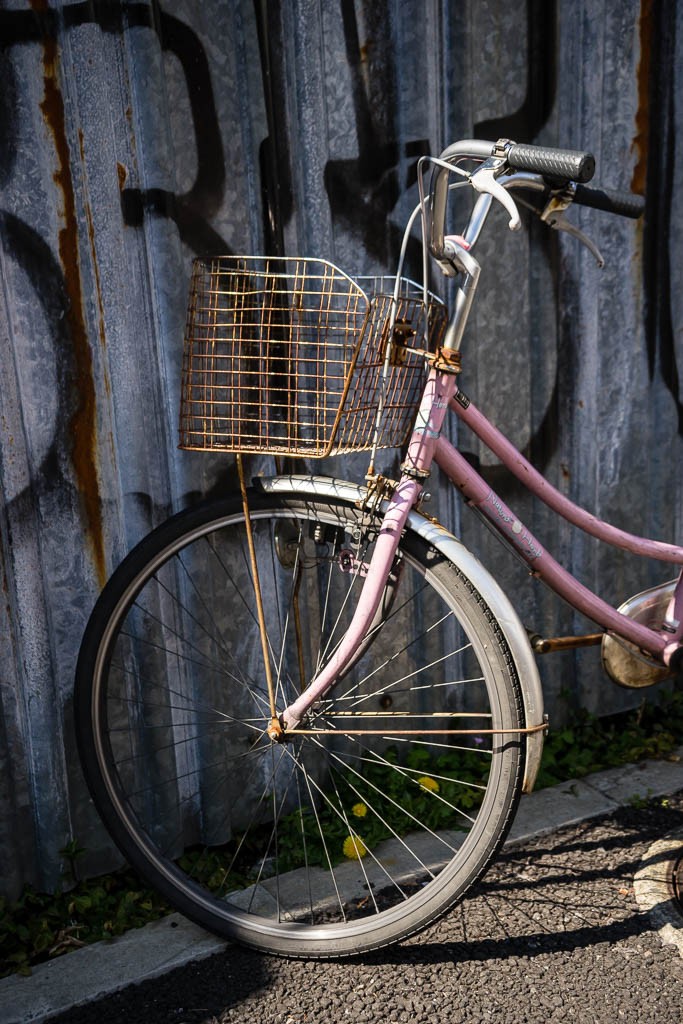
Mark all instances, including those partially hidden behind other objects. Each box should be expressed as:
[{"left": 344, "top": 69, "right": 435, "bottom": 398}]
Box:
[
  {"left": 631, "top": 0, "right": 653, "bottom": 196},
  {"left": 78, "top": 129, "right": 108, "bottom": 359},
  {"left": 36, "top": 9, "right": 107, "bottom": 587}
]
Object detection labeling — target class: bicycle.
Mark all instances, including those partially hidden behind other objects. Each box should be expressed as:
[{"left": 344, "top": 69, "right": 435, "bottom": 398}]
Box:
[{"left": 75, "top": 138, "right": 683, "bottom": 958}]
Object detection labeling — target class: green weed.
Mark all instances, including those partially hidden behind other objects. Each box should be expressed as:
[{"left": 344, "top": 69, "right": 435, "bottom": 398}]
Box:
[
  {"left": 0, "top": 853, "right": 169, "bottom": 978},
  {"left": 534, "top": 687, "right": 683, "bottom": 789}
]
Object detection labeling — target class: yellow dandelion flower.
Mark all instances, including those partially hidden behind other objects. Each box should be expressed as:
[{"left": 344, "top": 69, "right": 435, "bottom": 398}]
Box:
[
  {"left": 417, "top": 775, "right": 439, "bottom": 793},
  {"left": 352, "top": 802, "right": 368, "bottom": 818},
  {"left": 343, "top": 833, "right": 368, "bottom": 859}
]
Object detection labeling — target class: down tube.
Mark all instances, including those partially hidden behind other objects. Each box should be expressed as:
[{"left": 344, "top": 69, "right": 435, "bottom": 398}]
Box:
[{"left": 434, "top": 435, "right": 672, "bottom": 661}]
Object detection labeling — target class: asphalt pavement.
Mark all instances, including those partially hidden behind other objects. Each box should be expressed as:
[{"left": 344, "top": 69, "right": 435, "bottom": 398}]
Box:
[{"left": 3, "top": 756, "right": 683, "bottom": 1024}]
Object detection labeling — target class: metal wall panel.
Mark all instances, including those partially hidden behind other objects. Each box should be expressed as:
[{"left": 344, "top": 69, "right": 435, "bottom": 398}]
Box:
[{"left": 0, "top": 0, "right": 680, "bottom": 895}]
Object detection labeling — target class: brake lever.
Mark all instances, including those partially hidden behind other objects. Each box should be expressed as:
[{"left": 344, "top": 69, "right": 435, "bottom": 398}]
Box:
[
  {"left": 469, "top": 158, "right": 522, "bottom": 232},
  {"left": 539, "top": 186, "right": 605, "bottom": 268}
]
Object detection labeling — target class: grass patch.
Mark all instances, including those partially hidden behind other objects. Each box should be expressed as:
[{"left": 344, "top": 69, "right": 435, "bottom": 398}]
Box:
[
  {"left": 2, "top": 685, "right": 681, "bottom": 979},
  {"left": 534, "top": 685, "right": 683, "bottom": 788},
  {"left": 0, "top": 842, "right": 169, "bottom": 979}
]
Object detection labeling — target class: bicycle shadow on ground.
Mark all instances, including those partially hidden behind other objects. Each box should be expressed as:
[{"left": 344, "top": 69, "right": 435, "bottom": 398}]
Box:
[{"left": 364, "top": 799, "right": 683, "bottom": 967}]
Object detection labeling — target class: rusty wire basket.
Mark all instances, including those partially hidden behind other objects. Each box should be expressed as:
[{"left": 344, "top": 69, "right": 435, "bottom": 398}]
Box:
[{"left": 179, "top": 256, "right": 448, "bottom": 457}]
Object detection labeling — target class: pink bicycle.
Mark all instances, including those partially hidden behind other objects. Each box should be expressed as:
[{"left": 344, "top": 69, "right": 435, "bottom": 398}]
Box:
[{"left": 76, "top": 138, "right": 683, "bottom": 958}]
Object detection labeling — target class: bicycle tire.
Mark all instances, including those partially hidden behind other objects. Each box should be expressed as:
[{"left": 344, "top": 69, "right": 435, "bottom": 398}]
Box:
[{"left": 75, "top": 489, "right": 525, "bottom": 957}]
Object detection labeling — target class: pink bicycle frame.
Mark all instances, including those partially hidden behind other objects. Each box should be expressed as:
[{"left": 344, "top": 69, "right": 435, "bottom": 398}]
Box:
[
  {"left": 281, "top": 366, "right": 683, "bottom": 731},
  {"left": 437, "top": 389, "right": 683, "bottom": 663}
]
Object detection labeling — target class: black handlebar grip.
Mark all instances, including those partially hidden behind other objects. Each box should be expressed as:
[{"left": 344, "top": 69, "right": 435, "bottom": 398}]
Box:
[
  {"left": 573, "top": 183, "right": 645, "bottom": 219},
  {"left": 507, "top": 144, "right": 596, "bottom": 183}
]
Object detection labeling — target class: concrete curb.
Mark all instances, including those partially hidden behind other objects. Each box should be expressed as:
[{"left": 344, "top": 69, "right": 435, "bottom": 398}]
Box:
[
  {"left": 506, "top": 748, "right": 683, "bottom": 845},
  {"left": 2, "top": 750, "right": 682, "bottom": 1024}
]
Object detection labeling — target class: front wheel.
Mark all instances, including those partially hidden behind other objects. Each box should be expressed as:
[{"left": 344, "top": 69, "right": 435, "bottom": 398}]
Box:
[{"left": 75, "top": 489, "right": 525, "bottom": 957}]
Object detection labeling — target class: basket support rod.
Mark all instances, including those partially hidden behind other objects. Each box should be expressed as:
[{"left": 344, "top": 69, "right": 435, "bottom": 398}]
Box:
[{"left": 236, "top": 454, "right": 280, "bottom": 733}]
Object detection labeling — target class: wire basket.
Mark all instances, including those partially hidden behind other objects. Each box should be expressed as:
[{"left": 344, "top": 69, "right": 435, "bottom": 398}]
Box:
[{"left": 179, "top": 256, "right": 447, "bottom": 458}]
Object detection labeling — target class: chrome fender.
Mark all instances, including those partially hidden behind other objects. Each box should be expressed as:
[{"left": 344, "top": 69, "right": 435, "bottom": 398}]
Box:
[{"left": 258, "top": 475, "right": 544, "bottom": 792}]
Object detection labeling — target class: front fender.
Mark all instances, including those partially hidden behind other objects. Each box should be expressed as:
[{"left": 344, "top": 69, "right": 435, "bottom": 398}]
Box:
[{"left": 257, "top": 474, "right": 545, "bottom": 792}]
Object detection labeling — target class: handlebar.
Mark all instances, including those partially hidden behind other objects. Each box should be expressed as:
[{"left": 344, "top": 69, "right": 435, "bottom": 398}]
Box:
[
  {"left": 505, "top": 142, "right": 595, "bottom": 182},
  {"left": 428, "top": 138, "right": 644, "bottom": 263},
  {"left": 573, "top": 183, "right": 645, "bottom": 219}
]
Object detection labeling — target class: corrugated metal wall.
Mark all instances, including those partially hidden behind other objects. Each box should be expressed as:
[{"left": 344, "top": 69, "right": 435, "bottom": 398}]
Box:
[{"left": 0, "top": 0, "right": 680, "bottom": 896}]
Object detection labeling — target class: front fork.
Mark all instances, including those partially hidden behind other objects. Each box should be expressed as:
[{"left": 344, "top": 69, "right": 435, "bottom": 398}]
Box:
[{"left": 272, "top": 366, "right": 459, "bottom": 735}]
